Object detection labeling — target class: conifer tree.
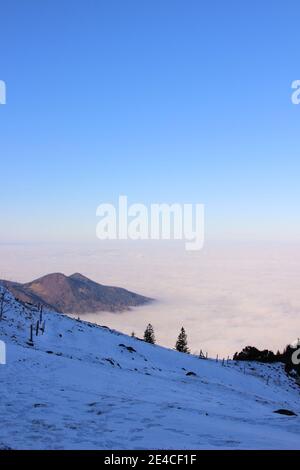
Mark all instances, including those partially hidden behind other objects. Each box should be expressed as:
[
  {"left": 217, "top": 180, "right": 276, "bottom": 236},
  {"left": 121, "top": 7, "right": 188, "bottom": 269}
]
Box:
[
  {"left": 144, "top": 323, "right": 155, "bottom": 344},
  {"left": 175, "top": 327, "right": 189, "bottom": 353}
]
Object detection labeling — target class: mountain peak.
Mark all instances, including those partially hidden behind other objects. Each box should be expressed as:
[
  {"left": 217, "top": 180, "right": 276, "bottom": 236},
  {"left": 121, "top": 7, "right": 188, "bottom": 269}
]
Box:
[
  {"left": 1, "top": 272, "right": 153, "bottom": 314},
  {"left": 33, "top": 272, "right": 67, "bottom": 283},
  {"left": 69, "top": 273, "right": 91, "bottom": 282}
]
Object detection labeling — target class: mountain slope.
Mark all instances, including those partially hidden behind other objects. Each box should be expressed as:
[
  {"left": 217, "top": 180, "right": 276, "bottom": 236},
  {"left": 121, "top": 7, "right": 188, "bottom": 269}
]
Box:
[
  {"left": 0, "top": 287, "right": 300, "bottom": 450},
  {"left": 0, "top": 273, "right": 152, "bottom": 314}
]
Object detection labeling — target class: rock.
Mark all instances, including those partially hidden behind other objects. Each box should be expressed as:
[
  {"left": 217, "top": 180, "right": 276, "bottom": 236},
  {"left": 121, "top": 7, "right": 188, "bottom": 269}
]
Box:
[
  {"left": 119, "top": 344, "right": 136, "bottom": 353},
  {"left": 274, "top": 409, "right": 297, "bottom": 416}
]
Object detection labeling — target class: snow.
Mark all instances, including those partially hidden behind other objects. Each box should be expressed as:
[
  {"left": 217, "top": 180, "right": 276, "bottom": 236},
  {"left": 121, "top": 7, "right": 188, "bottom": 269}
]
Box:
[{"left": 1, "top": 287, "right": 300, "bottom": 450}]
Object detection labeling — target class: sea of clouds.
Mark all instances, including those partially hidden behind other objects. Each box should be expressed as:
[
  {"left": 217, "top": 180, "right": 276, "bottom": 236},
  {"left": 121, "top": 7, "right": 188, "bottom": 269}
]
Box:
[{"left": 1, "top": 240, "right": 300, "bottom": 357}]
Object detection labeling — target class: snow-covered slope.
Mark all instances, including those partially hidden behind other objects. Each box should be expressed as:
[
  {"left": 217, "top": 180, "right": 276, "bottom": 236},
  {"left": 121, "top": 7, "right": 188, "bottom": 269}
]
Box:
[{"left": 0, "top": 287, "right": 300, "bottom": 450}]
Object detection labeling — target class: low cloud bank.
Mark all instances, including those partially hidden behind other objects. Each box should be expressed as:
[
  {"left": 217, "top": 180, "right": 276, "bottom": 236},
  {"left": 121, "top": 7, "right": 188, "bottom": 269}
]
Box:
[{"left": 1, "top": 241, "right": 300, "bottom": 357}]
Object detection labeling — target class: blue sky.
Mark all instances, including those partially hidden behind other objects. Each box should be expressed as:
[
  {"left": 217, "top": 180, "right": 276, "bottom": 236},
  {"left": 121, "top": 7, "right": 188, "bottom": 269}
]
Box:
[{"left": 0, "top": 0, "right": 300, "bottom": 242}]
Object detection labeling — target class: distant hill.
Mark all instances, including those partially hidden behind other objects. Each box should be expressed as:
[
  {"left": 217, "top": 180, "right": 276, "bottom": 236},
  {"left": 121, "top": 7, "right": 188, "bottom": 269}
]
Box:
[{"left": 0, "top": 272, "right": 153, "bottom": 314}]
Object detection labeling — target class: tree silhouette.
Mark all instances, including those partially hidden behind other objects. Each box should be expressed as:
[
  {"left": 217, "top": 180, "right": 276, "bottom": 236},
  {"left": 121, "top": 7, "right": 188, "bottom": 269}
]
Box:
[
  {"left": 175, "top": 327, "right": 189, "bottom": 353},
  {"left": 144, "top": 323, "right": 155, "bottom": 344}
]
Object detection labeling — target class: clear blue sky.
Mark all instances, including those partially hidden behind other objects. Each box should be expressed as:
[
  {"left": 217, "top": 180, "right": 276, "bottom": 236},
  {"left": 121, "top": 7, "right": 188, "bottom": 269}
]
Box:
[{"left": 0, "top": 0, "right": 300, "bottom": 242}]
